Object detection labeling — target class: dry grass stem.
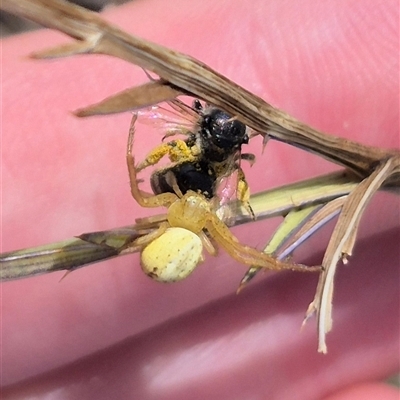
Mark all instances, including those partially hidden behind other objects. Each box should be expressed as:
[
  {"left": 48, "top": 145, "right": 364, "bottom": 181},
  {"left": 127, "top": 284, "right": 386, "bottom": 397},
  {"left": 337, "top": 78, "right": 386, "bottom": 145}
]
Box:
[{"left": 1, "top": 173, "right": 356, "bottom": 281}]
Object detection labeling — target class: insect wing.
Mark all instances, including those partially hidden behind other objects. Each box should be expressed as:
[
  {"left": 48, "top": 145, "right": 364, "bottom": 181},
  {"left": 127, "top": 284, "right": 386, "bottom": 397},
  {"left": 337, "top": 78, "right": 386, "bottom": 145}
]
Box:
[
  {"left": 214, "top": 149, "right": 255, "bottom": 223},
  {"left": 214, "top": 168, "right": 242, "bottom": 224},
  {"left": 136, "top": 99, "right": 198, "bottom": 139}
]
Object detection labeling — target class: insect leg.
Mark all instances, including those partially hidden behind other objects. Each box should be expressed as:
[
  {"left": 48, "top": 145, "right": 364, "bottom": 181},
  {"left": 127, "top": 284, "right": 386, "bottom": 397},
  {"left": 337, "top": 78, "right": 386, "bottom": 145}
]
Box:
[
  {"left": 236, "top": 167, "right": 255, "bottom": 219},
  {"left": 137, "top": 139, "right": 197, "bottom": 172},
  {"left": 136, "top": 143, "right": 175, "bottom": 172}
]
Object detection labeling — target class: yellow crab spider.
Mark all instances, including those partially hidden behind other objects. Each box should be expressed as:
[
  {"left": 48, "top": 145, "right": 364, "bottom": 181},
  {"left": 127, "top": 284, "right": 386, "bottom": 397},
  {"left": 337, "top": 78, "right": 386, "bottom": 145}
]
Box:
[{"left": 126, "top": 115, "right": 320, "bottom": 282}]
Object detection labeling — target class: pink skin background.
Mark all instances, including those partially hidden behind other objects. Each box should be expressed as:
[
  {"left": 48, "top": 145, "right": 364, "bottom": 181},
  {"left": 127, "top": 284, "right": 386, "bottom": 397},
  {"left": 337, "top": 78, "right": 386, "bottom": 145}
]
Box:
[{"left": 1, "top": 0, "right": 399, "bottom": 399}]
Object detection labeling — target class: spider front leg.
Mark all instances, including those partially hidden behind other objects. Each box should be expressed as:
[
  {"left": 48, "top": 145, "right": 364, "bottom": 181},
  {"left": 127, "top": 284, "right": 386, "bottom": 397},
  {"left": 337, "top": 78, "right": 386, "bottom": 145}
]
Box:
[
  {"left": 127, "top": 115, "right": 178, "bottom": 208},
  {"left": 198, "top": 230, "right": 217, "bottom": 256},
  {"left": 204, "top": 212, "right": 320, "bottom": 272},
  {"left": 119, "top": 221, "right": 169, "bottom": 254}
]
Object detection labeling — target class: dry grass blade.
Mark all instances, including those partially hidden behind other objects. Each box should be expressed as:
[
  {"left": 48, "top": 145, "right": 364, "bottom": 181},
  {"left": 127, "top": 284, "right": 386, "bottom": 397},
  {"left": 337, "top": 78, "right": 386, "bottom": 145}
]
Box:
[
  {"left": 1, "top": 0, "right": 399, "bottom": 185},
  {"left": 277, "top": 197, "right": 347, "bottom": 260},
  {"left": 304, "top": 158, "right": 398, "bottom": 353},
  {"left": 74, "top": 81, "right": 182, "bottom": 117}
]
